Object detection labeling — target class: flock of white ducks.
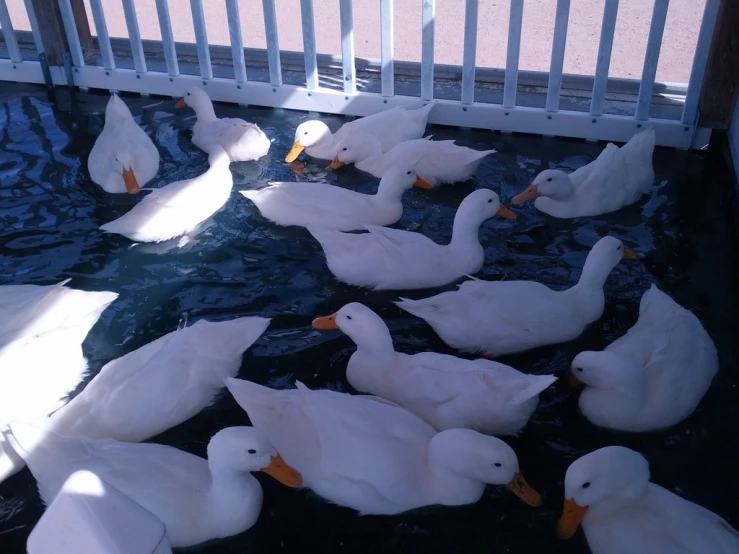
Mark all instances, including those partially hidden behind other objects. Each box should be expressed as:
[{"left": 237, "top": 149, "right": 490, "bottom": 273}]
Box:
[{"left": 1, "top": 87, "right": 734, "bottom": 552}]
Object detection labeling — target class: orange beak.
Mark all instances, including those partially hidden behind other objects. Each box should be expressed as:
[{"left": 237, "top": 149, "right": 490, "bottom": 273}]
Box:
[
  {"left": 568, "top": 372, "right": 583, "bottom": 389},
  {"left": 285, "top": 140, "right": 305, "bottom": 163},
  {"left": 414, "top": 176, "right": 433, "bottom": 189},
  {"left": 175, "top": 98, "right": 186, "bottom": 108},
  {"left": 260, "top": 453, "right": 302, "bottom": 488},
  {"left": 556, "top": 498, "right": 588, "bottom": 539},
  {"left": 622, "top": 247, "right": 637, "bottom": 260},
  {"left": 312, "top": 313, "right": 339, "bottom": 330},
  {"left": 122, "top": 167, "right": 140, "bottom": 194},
  {"left": 512, "top": 183, "right": 540, "bottom": 205},
  {"left": 497, "top": 204, "right": 517, "bottom": 219},
  {"left": 505, "top": 472, "right": 541, "bottom": 507},
  {"left": 328, "top": 156, "right": 345, "bottom": 170}
]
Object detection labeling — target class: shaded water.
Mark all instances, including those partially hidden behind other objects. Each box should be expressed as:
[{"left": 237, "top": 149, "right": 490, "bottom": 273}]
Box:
[{"left": 1, "top": 86, "right": 738, "bottom": 553}]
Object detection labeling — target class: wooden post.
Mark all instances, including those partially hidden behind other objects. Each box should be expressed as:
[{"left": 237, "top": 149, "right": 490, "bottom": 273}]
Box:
[
  {"left": 72, "top": 0, "right": 94, "bottom": 57},
  {"left": 28, "top": 0, "right": 93, "bottom": 66},
  {"left": 698, "top": 0, "right": 739, "bottom": 129}
]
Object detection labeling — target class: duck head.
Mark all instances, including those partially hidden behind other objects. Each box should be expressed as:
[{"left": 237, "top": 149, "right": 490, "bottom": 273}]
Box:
[
  {"left": 429, "top": 428, "right": 541, "bottom": 507},
  {"left": 558, "top": 446, "right": 650, "bottom": 539},
  {"left": 286, "top": 120, "right": 333, "bottom": 162},
  {"left": 512, "top": 169, "right": 575, "bottom": 205},
  {"left": 207, "top": 426, "right": 302, "bottom": 488},
  {"left": 330, "top": 132, "right": 383, "bottom": 170}
]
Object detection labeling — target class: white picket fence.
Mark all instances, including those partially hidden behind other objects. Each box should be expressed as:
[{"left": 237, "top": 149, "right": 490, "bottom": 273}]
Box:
[{"left": 0, "top": 0, "right": 722, "bottom": 149}]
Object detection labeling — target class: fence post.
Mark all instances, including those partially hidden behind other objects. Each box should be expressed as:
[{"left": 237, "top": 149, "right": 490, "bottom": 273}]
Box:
[
  {"left": 27, "top": 0, "right": 92, "bottom": 66},
  {"left": 698, "top": 0, "right": 739, "bottom": 129}
]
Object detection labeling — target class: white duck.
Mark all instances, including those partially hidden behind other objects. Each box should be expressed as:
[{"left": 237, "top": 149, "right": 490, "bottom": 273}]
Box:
[
  {"left": 568, "top": 285, "right": 717, "bottom": 432},
  {"left": 512, "top": 128, "right": 655, "bottom": 217},
  {"left": 88, "top": 94, "right": 160, "bottom": 194},
  {"left": 284, "top": 100, "right": 438, "bottom": 162},
  {"left": 8, "top": 422, "right": 301, "bottom": 548},
  {"left": 0, "top": 281, "right": 118, "bottom": 480},
  {"left": 0, "top": 316, "right": 270, "bottom": 484},
  {"left": 307, "top": 189, "right": 516, "bottom": 290},
  {"left": 240, "top": 165, "right": 431, "bottom": 231},
  {"left": 176, "top": 86, "right": 270, "bottom": 162},
  {"left": 557, "top": 446, "right": 739, "bottom": 553},
  {"left": 0, "top": 279, "right": 116, "bottom": 347},
  {"left": 396, "top": 236, "right": 635, "bottom": 357},
  {"left": 330, "top": 133, "right": 496, "bottom": 187},
  {"left": 312, "top": 303, "right": 557, "bottom": 435},
  {"left": 225, "top": 378, "right": 541, "bottom": 515},
  {"left": 100, "top": 145, "right": 233, "bottom": 243}
]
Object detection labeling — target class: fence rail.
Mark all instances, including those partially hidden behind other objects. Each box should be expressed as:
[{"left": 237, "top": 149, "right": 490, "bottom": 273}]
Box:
[{"left": 0, "top": 0, "right": 722, "bottom": 150}]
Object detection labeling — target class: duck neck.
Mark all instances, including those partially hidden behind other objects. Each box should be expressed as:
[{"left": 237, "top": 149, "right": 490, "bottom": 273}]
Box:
[
  {"left": 574, "top": 253, "right": 615, "bottom": 291},
  {"left": 374, "top": 181, "right": 406, "bottom": 205},
  {"left": 346, "top": 330, "right": 397, "bottom": 387},
  {"left": 450, "top": 216, "right": 483, "bottom": 251},
  {"left": 206, "top": 467, "right": 262, "bottom": 531},
  {"left": 206, "top": 154, "right": 234, "bottom": 188},
  {"left": 564, "top": 258, "right": 610, "bottom": 321},
  {"left": 193, "top": 100, "right": 218, "bottom": 125},
  {"left": 351, "top": 328, "right": 396, "bottom": 366},
  {"left": 425, "top": 435, "right": 486, "bottom": 506},
  {"left": 354, "top": 144, "right": 385, "bottom": 175}
]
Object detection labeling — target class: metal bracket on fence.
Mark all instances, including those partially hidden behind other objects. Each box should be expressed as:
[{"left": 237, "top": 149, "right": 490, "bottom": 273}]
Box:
[
  {"left": 38, "top": 53, "right": 53, "bottom": 86},
  {"left": 63, "top": 52, "right": 75, "bottom": 90},
  {"left": 37, "top": 53, "right": 55, "bottom": 101}
]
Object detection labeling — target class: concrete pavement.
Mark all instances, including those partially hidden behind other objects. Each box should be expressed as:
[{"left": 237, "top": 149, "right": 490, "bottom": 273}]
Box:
[{"left": 5, "top": 0, "right": 706, "bottom": 84}]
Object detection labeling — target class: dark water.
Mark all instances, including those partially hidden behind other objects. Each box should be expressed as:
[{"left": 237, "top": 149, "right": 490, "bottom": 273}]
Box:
[{"left": 1, "top": 86, "right": 738, "bottom": 553}]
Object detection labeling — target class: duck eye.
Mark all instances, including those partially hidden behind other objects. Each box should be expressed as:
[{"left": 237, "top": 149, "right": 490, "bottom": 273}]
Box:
[
  {"left": 487, "top": 199, "right": 493, "bottom": 203},
  {"left": 576, "top": 367, "right": 583, "bottom": 372},
  {"left": 547, "top": 177, "right": 552, "bottom": 182},
  {"left": 582, "top": 482, "right": 591, "bottom": 489},
  {"left": 304, "top": 131, "right": 308, "bottom": 135},
  {"left": 406, "top": 171, "right": 412, "bottom": 175},
  {"left": 494, "top": 463, "right": 502, "bottom": 467},
  {"left": 342, "top": 147, "right": 347, "bottom": 151},
  {"left": 247, "top": 449, "right": 256, "bottom": 454},
  {"left": 187, "top": 92, "right": 191, "bottom": 96},
  {"left": 346, "top": 315, "right": 352, "bottom": 320}
]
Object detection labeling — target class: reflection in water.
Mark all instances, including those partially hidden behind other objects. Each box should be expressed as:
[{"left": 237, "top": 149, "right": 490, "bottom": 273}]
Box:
[{"left": 0, "top": 90, "right": 738, "bottom": 554}]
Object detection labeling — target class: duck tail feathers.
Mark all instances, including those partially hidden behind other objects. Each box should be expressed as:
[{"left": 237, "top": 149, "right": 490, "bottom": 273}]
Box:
[
  {"left": 639, "top": 284, "right": 674, "bottom": 316},
  {"left": 509, "top": 374, "right": 558, "bottom": 404},
  {"left": 623, "top": 127, "right": 656, "bottom": 157},
  {"left": 416, "top": 99, "right": 438, "bottom": 120}
]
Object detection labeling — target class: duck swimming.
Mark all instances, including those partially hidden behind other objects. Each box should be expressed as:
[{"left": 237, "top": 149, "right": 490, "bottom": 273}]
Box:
[
  {"left": 8, "top": 422, "right": 301, "bottom": 548},
  {"left": 330, "top": 133, "right": 495, "bottom": 187},
  {"left": 569, "top": 285, "right": 718, "bottom": 432},
  {"left": 396, "top": 236, "right": 635, "bottom": 356},
  {"left": 312, "top": 302, "right": 557, "bottom": 435},
  {"left": 176, "top": 86, "right": 270, "bottom": 162},
  {"left": 285, "top": 100, "right": 437, "bottom": 162},
  {"left": 308, "top": 189, "right": 515, "bottom": 290},
  {"left": 557, "top": 446, "right": 739, "bottom": 553},
  {"left": 225, "top": 378, "right": 541, "bottom": 515},
  {"left": 88, "top": 94, "right": 159, "bottom": 194},
  {"left": 512, "top": 129, "right": 655, "bottom": 218},
  {"left": 241, "top": 165, "right": 430, "bottom": 231}
]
